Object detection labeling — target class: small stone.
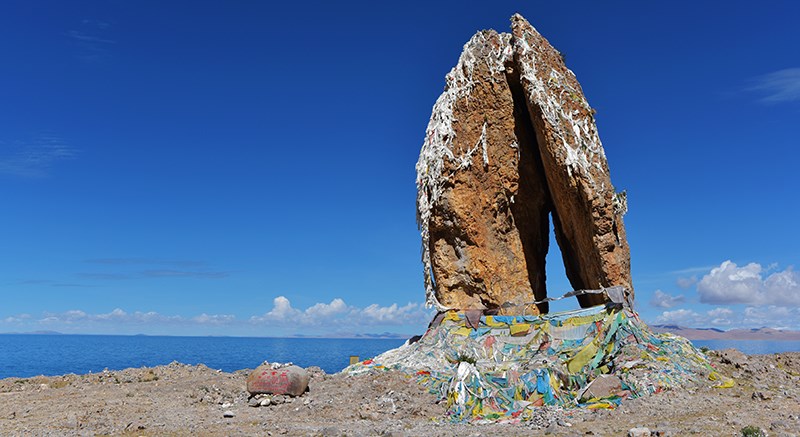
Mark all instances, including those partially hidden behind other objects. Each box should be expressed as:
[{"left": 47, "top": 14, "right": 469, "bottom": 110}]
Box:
[
  {"left": 753, "top": 391, "right": 771, "bottom": 401},
  {"left": 125, "top": 421, "right": 146, "bottom": 431},
  {"left": 221, "top": 402, "right": 232, "bottom": 408},
  {"left": 260, "top": 399, "right": 271, "bottom": 407},
  {"left": 653, "top": 426, "right": 678, "bottom": 437},
  {"left": 320, "top": 427, "right": 340, "bottom": 437},
  {"left": 628, "top": 427, "right": 651, "bottom": 437},
  {"left": 248, "top": 397, "right": 260, "bottom": 407},
  {"left": 66, "top": 414, "right": 78, "bottom": 429},
  {"left": 771, "top": 420, "right": 789, "bottom": 430},
  {"left": 223, "top": 410, "right": 235, "bottom": 418},
  {"left": 358, "top": 404, "right": 380, "bottom": 421},
  {"left": 272, "top": 395, "right": 285, "bottom": 404}
]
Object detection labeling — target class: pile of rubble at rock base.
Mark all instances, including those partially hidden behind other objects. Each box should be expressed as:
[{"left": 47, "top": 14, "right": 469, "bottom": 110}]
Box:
[{"left": 345, "top": 292, "right": 732, "bottom": 423}]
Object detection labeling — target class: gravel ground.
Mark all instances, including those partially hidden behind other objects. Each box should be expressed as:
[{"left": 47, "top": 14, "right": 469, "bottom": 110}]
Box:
[{"left": 0, "top": 350, "right": 798, "bottom": 436}]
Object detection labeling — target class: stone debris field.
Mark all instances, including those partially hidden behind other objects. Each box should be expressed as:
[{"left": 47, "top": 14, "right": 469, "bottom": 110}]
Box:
[{"left": 0, "top": 350, "right": 798, "bottom": 436}]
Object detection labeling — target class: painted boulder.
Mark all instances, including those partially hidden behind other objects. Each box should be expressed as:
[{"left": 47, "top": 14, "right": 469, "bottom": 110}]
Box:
[{"left": 246, "top": 364, "right": 309, "bottom": 397}]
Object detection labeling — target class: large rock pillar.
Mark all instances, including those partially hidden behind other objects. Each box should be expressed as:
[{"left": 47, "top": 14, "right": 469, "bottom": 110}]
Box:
[{"left": 416, "top": 15, "right": 633, "bottom": 313}]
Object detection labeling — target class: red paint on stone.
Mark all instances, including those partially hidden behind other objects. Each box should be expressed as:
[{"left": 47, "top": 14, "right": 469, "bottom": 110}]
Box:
[{"left": 246, "top": 364, "right": 309, "bottom": 397}]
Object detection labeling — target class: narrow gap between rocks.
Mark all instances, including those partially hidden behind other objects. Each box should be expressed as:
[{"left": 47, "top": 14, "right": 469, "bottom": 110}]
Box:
[
  {"left": 504, "top": 57, "right": 588, "bottom": 313},
  {"left": 505, "top": 62, "right": 552, "bottom": 314},
  {"left": 545, "top": 212, "right": 581, "bottom": 313}
]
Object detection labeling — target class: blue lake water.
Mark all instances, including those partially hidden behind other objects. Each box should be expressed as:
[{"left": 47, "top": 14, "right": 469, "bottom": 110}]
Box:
[
  {"left": 0, "top": 334, "right": 405, "bottom": 379},
  {"left": 1, "top": 334, "right": 798, "bottom": 380},
  {"left": 690, "top": 339, "right": 800, "bottom": 355}
]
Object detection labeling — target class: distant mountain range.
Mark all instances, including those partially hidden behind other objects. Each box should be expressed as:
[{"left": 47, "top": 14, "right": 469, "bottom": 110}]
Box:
[
  {"left": 0, "top": 330, "right": 64, "bottom": 335},
  {"left": 289, "top": 332, "right": 413, "bottom": 340},
  {"left": 651, "top": 325, "right": 800, "bottom": 341}
]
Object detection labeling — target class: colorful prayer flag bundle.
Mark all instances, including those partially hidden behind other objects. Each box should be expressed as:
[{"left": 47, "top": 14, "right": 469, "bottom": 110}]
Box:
[{"left": 346, "top": 304, "right": 719, "bottom": 423}]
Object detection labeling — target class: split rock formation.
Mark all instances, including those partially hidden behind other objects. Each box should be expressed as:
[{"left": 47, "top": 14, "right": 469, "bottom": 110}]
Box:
[{"left": 416, "top": 15, "right": 632, "bottom": 314}]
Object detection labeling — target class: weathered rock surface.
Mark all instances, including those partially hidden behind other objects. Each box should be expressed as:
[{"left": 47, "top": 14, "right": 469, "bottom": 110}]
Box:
[{"left": 417, "top": 14, "right": 632, "bottom": 312}]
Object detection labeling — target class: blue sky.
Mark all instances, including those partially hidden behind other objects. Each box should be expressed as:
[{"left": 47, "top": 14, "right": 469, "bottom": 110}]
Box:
[{"left": 1, "top": 1, "right": 798, "bottom": 336}]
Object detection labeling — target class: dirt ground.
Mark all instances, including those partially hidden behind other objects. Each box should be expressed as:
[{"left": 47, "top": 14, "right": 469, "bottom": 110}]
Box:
[{"left": 0, "top": 350, "right": 798, "bottom": 436}]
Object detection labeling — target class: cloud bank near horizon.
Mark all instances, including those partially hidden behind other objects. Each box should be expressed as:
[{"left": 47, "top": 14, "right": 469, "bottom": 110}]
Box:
[
  {"left": 697, "top": 261, "right": 799, "bottom": 306},
  {"left": 0, "top": 296, "right": 434, "bottom": 336},
  {"left": 651, "top": 260, "right": 800, "bottom": 330},
  {"left": 249, "top": 296, "right": 432, "bottom": 327},
  {"left": 7, "top": 260, "right": 799, "bottom": 334}
]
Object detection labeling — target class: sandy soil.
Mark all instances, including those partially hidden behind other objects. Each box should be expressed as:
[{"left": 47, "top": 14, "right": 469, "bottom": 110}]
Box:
[{"left": 0, "top": 350, "right": 798, "bottom": 436}]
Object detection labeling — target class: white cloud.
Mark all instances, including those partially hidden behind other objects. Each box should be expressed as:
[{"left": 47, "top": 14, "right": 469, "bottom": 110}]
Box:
[
  {"left": 654, "top": 307, "right": 734, "bottom": 327},
  {"left": 697, "top": 261, "right": 800, "bottom": 306},
  {"left": 58, "top": 310, "right": 89, "bottom": 321},
  {"left": 649, "top": 289, "right": 685, "bottom": 308},
  {"left": 652, "top": 305, "right": 800, "bottom": 330},
  {"left": 707, "top": 307, "right": 734, "bottom": 326},
  {"left": 192, "top": 313, "right": 236, "bottom": 325},
  {"left": 37, "top": 308, "right": 231, "bottom": 326},
  {"left": 750, "top": 68, "right": 800, "bottom": 103},
  {"left": 96, "top": 308, "right": 128, "bottom": 320},
  {"left": 676, "top": 276, "right": 698, "bottom": 289},
  {"left": 361, "top": 303, "right": 429, "bottom": 324},
  {"left": 4, "top": 297, "right": 434, "bottom": 334},
  {"left": 1, "top": 313, "right": 32, "bottom": 324},
  {"left": 742, "top": 306, "right": 800, "bottom": 330},
  {"left": 305, "top": 298, "right": 349, "bottom": 318},
  {"left": 654, "top": 308, "right": 701, "bottom": 326},
  {"left": 669, "top": 266, "right": 716, "bottom": 275},
  {"left": 260, "top": 296, "right": 302, "bottom": 321},
  {"left": 250, "top": 296, "right": 432, "bottom": 327},
  {"left": 67, "top": 30, "right": 115, "bottom": 45}
]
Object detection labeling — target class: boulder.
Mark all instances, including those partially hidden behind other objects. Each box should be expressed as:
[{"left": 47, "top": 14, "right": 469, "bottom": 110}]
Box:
[
  {"left": 628, "top": 427, "right": 652, "bottom": 437},
  {"left": 717, "top": 348, "right": 748, "bottom": 368},
  {"left": 416, "top": 14, "right": 633, "bottom": 313},
  {"left": 246, "top": 364, "right": 309, "bottom": 397},
  {"left": 577, "top": 374, "right": 623, "bottom": 401}
]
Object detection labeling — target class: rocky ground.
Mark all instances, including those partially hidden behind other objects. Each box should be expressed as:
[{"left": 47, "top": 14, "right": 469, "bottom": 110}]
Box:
[{"left": 0, "top": 350, "right": 798, "bottom": 436}]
